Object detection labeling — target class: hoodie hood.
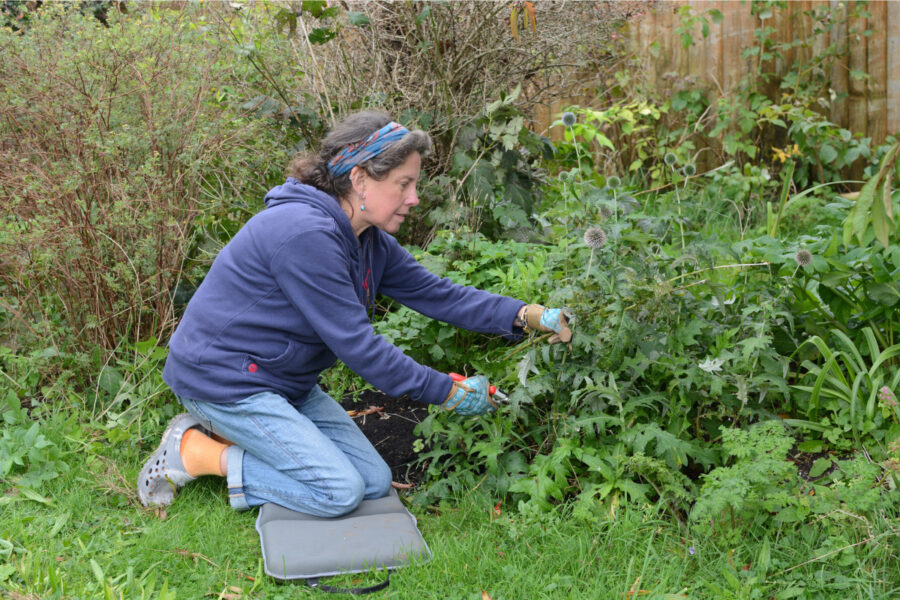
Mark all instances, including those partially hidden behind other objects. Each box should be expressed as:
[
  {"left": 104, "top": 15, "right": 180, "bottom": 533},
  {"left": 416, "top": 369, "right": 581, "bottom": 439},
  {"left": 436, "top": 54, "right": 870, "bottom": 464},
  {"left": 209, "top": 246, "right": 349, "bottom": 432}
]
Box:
[
  {"left": 263, "top": 177, "right": 376, "bottom": 315},
  {"left": 264, "top": 178, "right": 358, "bottom": 244}
]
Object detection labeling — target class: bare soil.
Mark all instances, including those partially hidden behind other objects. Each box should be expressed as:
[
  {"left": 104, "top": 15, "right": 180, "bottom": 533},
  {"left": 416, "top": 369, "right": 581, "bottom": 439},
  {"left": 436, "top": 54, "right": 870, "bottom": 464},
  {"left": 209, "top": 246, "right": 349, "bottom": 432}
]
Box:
[{"left": 337, "top": 390, "right": 430, "bottom": 486}]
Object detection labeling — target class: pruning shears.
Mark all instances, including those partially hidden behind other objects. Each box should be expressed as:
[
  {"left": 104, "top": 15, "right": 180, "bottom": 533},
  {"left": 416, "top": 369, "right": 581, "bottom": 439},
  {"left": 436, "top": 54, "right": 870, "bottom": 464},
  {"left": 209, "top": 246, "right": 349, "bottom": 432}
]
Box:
[{"left": 449, "top": 372, "right": 509, "bottom": 403}]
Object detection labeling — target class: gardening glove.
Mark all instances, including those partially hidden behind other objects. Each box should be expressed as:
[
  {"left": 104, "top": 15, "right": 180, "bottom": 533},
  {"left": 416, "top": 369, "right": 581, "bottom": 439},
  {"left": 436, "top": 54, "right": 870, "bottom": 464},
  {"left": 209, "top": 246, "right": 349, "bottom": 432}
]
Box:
[
  {"left": 520, "top": 304, "right": 572, "bottom": 344},
  {"left": 442, "top": 374, "right": 497, "bottom": 416}
]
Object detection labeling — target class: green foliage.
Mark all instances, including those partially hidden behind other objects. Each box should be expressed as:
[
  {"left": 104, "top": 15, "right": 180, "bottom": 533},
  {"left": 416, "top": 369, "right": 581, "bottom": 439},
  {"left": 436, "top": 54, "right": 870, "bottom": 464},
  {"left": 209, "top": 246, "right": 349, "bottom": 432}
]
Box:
[
  {"left": 374, "top": 231, "right": 539, "bottom": 371},
  {"left": 844, "top": 139, "right": 900, "bottom": 249},
  {"left": 692, "top": 421, "right": 896, "bottom": 544},
  {"left": 412, "top": 147, "right": 802, "bottom": 517},
  {"left": 0, "top": 4, "right": 285, "bottom": 363},
  {"left": 0, "top": 390, "right": 69, "bottom": 489},
  {"left": 691, "top": 422, "right": 797, "bottom": 533},
  {"left": 792, "top": 327, "right": 900, "bottom": 448},
  {"left": 424, "top": 87, "right": 551, "bottom": 240}
]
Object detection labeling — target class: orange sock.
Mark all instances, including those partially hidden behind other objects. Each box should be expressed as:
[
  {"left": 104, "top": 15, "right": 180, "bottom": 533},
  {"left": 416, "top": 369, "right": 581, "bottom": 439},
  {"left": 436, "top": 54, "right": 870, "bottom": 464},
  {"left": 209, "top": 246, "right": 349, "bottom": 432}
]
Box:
[
  {"left": 180, "top": 428, "right": 227, "bottom": 477},
  {"left": 209, "top": 432, "right": 235, "bottom": 446}
]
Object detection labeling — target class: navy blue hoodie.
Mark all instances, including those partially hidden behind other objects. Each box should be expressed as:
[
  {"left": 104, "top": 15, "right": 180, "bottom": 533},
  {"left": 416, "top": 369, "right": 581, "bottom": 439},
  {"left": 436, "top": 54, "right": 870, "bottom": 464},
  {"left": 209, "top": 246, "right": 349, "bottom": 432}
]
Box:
[{"left": 163, "top": 179, "right": 525, "bottom": 406}]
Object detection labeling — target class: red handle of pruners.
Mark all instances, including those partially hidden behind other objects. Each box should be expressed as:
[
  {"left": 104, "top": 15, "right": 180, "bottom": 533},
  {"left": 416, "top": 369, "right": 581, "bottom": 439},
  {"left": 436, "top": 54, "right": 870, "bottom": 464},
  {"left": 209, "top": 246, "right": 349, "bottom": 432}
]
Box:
[{"left": 449, "top": 372, "right": 497, "bottom": 396}]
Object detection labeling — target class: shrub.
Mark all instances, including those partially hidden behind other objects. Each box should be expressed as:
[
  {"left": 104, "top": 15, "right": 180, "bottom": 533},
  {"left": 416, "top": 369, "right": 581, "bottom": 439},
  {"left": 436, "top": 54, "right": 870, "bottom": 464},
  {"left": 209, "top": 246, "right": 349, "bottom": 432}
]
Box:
[{"left": 0, "top": 4, "right": 283, "bottom": 364}]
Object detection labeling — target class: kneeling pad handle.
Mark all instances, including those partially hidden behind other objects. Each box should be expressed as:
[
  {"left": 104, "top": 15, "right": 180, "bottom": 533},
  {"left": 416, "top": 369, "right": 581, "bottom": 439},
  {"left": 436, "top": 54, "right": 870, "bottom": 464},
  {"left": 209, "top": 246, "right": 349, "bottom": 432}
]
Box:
[{"left": 307, "top": 572, "right": 390, "bottom": 595}]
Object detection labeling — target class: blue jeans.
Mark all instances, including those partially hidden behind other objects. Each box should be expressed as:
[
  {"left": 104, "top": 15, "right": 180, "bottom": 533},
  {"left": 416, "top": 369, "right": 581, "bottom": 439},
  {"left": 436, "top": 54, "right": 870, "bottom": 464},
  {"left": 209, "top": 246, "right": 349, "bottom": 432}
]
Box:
[{"left": 179, "top": 386, "right": 392, "bottom": 517}]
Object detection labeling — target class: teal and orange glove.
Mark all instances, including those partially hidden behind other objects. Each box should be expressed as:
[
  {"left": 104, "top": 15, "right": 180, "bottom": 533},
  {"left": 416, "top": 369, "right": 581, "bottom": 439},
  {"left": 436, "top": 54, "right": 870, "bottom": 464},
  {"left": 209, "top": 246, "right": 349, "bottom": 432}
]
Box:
[
  {"left": 442, "top": 374, "right": 497, "bottom": 416},
  {"left": 519, "top": 304, "right": 572, "bottom": 344}
]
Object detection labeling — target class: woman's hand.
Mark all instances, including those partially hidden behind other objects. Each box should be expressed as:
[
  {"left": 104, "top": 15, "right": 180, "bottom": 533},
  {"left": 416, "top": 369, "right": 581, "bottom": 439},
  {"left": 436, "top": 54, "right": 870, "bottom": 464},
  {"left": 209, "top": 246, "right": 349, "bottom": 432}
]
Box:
[
  {"left": 441, "top": 374, "right": 497, "bottom": 415},
  {"left": 519, "top": 304, "right": 572, "bottom": 344}
]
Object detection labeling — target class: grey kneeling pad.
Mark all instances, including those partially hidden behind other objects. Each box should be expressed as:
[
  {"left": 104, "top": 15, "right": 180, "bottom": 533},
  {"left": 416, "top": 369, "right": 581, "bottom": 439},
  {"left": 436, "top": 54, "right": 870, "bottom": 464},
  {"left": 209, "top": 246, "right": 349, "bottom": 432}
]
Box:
[{"left": 255, "top": 489, "right": 431, "bottom": 586}]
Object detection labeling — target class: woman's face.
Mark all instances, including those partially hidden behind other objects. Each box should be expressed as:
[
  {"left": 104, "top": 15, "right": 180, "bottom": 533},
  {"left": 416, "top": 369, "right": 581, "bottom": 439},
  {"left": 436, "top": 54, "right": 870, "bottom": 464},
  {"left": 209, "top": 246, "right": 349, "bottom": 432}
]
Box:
[{"left": 356, "top": 152, "right": 421, "bottom": 235}]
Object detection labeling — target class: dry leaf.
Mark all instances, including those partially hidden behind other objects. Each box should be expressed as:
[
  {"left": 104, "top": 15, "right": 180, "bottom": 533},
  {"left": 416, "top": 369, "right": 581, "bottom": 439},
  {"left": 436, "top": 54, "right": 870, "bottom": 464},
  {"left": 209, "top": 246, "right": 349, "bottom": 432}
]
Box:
[
  {"left": 346, "top": 406, "right": 385, "bottom": 418},
  {"left": 482, "top": 591, "right": 493, "bottom": 600}
]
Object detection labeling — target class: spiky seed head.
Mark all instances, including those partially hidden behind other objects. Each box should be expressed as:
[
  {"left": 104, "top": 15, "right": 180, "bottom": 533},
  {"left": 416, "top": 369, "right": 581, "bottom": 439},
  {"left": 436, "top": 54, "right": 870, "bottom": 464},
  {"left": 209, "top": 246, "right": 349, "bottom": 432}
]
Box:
[
  {"left": 794, "top": 249, "right": 813, "bottom": 267},
  {"left": 599, "top": 205, "right": 614, "bottom": 219},
  {"left": 664, "top": 152, "right": 678, "bottom": 166},
  {"left": 606, "top": 175, "right": 622, "bottom": 189},
  {"left": 681, "top": 164, "right": 697, "bottom": 177},
  {"left": 562, "top": 112, "right": 577, "bottom": 127},
  {"left": 583, "top": 227, "right": 607, "bottom": 249}
]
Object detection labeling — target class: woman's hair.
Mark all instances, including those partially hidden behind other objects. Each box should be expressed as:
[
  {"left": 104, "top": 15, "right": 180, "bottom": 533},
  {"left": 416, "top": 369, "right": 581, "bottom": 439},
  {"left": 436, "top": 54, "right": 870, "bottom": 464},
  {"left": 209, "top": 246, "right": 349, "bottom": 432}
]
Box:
[{"left": 287, "top": 110, "right": 432, "bottom": 199}]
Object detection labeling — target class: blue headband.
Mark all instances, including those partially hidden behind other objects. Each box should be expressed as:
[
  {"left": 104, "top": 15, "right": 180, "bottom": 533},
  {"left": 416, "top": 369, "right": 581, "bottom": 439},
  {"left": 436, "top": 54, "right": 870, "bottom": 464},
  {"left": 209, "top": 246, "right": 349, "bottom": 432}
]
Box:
[{"left": 327, "top": 122, "right": 410, "bottom": 176}]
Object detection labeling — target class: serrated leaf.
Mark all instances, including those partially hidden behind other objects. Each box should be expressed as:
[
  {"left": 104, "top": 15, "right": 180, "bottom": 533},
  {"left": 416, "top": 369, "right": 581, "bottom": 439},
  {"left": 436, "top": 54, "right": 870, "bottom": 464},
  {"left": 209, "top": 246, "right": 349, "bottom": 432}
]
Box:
[{"left": 517, "top": 351, "right": 539, "bottom": 386}]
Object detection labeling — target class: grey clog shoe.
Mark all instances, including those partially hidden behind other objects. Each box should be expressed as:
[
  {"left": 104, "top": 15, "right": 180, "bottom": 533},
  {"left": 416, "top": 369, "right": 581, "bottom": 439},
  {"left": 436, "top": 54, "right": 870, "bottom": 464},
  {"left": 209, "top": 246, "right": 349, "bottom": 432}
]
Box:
[{"left": 137, "top": 413, "right": 202, "bottom": 507}]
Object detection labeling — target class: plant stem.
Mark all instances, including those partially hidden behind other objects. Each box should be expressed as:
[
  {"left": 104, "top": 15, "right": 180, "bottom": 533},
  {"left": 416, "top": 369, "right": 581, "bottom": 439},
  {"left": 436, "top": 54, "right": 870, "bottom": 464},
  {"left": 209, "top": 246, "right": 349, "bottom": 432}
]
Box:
[
  {"left": 670, "top": 165, "right": 685, "bottom": 249},
  {"left": 583, "top": 248, "right": 595, "bottom": 281}
]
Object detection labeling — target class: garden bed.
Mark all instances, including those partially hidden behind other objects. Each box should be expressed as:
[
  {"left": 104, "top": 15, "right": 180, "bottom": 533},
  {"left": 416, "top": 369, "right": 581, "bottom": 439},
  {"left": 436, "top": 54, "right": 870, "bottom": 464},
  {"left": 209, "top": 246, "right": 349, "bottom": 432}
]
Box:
[{"left": 338, "top": 391, "right": 430, "bottom": 486}]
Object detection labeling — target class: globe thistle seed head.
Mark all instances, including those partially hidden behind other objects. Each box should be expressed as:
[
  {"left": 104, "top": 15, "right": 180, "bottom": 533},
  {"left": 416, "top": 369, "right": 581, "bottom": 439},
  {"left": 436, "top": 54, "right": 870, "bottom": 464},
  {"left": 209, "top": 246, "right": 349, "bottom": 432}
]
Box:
[
  {"left": 583, "top": 226, "right": 607, "bottom": 249},
  {"left": 606, "top": 175, "right": 622, "bottom": 189},
  {"left": 664, "top": 152, "right": 678, "bottom": 166},
  {"left": 794, "top": 249, "right": 813, "bottom": 267},
  {"left": 681, "top": 164, "right": 697, "bottom": 177},
  {"left": 561, "top": 111, "right": 577, "bottom": 127},
  {"left": 599, "top": 204, "right": 614, "bottom": 219}
]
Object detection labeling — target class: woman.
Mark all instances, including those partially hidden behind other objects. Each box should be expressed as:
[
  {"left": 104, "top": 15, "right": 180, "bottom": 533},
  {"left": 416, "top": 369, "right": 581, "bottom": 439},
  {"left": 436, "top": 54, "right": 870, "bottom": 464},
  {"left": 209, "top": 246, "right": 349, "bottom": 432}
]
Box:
[{"left": 137, "top": 111, "right": 571, "bottom": 517}]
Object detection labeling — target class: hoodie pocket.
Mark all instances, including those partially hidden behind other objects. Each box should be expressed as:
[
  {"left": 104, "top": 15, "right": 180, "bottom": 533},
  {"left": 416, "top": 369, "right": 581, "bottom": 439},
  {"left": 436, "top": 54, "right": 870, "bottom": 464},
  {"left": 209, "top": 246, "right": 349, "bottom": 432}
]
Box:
[{"left": 242, "top": 341, "right": 298, "bottom": 373}]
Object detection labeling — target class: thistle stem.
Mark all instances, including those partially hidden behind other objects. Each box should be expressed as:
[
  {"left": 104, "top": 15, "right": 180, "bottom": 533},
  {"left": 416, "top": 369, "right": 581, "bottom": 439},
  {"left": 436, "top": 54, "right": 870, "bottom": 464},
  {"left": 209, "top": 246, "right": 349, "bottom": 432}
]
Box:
[{"left": 583, "top": 248, "right": 595, "bottom": 281}]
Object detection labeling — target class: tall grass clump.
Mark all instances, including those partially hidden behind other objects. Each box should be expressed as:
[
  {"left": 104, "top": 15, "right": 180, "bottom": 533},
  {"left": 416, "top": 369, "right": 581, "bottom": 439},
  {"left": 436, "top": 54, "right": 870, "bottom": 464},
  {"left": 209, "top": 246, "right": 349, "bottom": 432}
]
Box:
[{"left": 0, "top": 4, "right": 282, "bottom": 369}]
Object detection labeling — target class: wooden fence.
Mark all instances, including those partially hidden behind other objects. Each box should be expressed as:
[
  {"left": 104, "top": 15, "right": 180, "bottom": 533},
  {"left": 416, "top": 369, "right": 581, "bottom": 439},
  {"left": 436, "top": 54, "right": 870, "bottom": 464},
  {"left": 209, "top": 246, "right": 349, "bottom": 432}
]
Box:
[{"left": 539, "top": 1, "right": 900, "bottom": 151}]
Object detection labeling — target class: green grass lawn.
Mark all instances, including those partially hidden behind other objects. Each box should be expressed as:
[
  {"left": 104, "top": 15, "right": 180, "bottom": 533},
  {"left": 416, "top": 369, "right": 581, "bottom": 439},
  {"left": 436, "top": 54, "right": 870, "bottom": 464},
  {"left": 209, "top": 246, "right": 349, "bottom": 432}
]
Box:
[{"left": 1, "top": 418, "right": 898, "bottom": 600}]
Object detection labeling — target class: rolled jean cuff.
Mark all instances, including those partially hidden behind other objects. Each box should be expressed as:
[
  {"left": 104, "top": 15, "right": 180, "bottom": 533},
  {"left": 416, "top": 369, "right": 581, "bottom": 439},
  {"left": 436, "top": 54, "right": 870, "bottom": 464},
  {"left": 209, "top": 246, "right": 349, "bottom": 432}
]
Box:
[{"left": 225, "top": 445, "right": 250, "bottom": 511}]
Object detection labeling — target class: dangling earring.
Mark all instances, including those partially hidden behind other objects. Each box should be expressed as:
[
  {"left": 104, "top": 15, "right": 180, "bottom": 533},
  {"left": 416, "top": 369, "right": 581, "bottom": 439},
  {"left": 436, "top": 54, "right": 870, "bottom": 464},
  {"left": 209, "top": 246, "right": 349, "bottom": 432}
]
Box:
[{"left": 360, "top": 193, "right": 366, "bottom": 212}]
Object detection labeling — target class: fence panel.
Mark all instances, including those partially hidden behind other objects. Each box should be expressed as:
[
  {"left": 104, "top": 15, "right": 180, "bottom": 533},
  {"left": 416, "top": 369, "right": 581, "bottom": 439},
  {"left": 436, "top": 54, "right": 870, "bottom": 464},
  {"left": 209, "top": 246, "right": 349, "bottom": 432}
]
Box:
[{"left": 537, "top": 1, "right": 899, "bottom": 156}]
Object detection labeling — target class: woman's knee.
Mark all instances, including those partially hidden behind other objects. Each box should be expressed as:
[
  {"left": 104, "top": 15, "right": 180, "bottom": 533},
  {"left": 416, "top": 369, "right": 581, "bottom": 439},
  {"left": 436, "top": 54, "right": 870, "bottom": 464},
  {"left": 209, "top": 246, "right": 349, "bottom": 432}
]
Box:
[
  {"left": 365, "top": 461, "right": 392, "bottom": 500},
  {"left": 320, "top": 471, "right": 366, "bottom": 516}
]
